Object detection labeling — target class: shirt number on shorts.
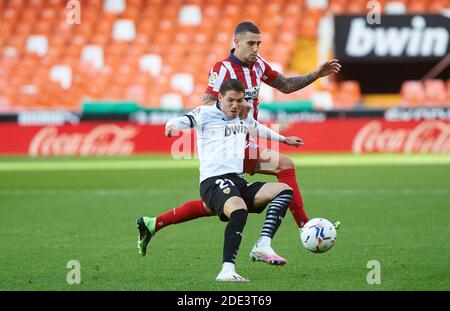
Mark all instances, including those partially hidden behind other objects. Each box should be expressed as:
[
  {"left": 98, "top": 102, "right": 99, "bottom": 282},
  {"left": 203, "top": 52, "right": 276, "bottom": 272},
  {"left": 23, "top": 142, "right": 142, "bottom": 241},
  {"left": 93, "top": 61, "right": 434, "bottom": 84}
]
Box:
[{"left": 215, "top": 179, "right": 236, "bottom": 189}]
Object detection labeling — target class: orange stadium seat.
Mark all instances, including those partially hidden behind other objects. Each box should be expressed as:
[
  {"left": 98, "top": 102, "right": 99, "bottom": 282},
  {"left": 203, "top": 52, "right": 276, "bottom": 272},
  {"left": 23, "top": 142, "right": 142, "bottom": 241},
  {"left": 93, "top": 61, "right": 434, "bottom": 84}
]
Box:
[
  {"left": 424, "top": 79, "right": 447, "bottom": 106},
  {"left": 447, "top": 80, "right": 450, "bottom": 103},
  {"left": 400, "top": 81, "right": 426, "bottom": 107},
  {"left": 407, "top": 0, "right": 427, "bottom": 13},
  {"left": 428, "top": 0, "right": 448, "bottom": 13},
  {"left": 335, "top": 81, "right": 362, "bottom": 109},
  {"left": 346, "top": 0, "right": 368, "bottom": 14},
  {"left": 299, "top": 14, "right": 319, "bottom": 38}
]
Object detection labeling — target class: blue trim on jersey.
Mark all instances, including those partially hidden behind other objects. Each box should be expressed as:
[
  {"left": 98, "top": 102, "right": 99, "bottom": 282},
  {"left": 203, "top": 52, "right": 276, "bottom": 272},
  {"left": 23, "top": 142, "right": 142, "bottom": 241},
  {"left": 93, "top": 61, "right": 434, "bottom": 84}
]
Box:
[{"left": 229, "top": 49, "right": 250, "bottom": 68}]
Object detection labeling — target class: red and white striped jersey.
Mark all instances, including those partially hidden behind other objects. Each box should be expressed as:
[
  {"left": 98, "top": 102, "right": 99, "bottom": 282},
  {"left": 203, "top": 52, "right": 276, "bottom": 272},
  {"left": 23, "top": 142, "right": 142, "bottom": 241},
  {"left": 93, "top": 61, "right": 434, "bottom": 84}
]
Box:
[{"left": 205, "top": 49, "right": 279, "bottom": 120}]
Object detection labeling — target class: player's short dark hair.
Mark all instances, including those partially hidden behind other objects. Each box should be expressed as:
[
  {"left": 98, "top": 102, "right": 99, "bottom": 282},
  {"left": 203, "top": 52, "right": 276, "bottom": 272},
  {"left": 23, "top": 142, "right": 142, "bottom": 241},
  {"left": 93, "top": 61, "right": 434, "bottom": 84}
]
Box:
[
  {"left": 234, "top": 21, "right": 260, "bottom": 37},
  {"left": 219, "top": 79, "right": 246, "bottom": 96}
]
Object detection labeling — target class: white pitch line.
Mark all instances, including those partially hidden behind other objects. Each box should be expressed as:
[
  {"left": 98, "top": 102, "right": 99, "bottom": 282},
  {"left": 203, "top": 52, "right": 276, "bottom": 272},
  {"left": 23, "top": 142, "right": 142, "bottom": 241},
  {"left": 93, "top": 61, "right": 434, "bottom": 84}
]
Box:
[
  {"left": 0, "top": 189, "right": 193, "bottom": 196},
  {"left": 0, "top": 188, "right": 448, "bottom": 196},
  {"left": 0, "top": 154, "right": 449, "bottom": 171}
]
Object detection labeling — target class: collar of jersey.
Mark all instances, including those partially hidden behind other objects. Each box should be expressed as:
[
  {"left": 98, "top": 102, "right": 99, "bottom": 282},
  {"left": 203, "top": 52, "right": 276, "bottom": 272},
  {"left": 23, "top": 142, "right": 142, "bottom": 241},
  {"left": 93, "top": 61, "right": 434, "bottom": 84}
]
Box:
[{"left": 229, "top": 49, "right": 254, "bottom": 68}]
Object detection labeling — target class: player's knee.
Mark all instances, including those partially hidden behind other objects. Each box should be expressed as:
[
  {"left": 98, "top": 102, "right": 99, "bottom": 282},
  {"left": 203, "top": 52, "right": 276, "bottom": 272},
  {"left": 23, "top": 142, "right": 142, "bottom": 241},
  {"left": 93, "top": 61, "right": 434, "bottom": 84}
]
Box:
[
  {"left": 224, "top": 197, "right": 248, "bottom": 215},
  {"left": 278, "top": 155, "right": 295, "bottom": 170},
  {"left": 279, "top": 182, "right": 293, "bottom": 193},
  {"left": 271, "top": 183, "right": 292, "bottom": 199},
  {"left": 230, "top": 208, "right": 248, "bottom": 219}
]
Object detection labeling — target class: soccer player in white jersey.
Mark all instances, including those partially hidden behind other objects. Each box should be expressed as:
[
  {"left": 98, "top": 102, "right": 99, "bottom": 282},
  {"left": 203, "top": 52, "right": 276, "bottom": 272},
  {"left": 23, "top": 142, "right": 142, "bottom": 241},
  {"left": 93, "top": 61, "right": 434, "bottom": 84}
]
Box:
[{"left": 137, "top": 80, "right": 301, "bottom": 281}]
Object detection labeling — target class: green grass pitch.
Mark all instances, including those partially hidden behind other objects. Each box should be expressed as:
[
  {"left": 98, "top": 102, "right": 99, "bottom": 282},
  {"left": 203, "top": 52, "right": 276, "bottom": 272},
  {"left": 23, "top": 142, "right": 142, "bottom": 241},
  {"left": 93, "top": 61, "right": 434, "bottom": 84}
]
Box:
[{"left": 0, "top": 154, "right": 449, "bottom": 290}]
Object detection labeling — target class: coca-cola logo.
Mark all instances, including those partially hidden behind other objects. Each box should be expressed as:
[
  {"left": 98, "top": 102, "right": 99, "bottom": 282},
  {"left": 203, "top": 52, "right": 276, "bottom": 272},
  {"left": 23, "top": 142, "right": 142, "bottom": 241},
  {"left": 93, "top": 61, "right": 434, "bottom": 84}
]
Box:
[
  {"left": 29, "top": 125, "right": 140, "bottom": 156},
  {"left": 352, "top": 121, "right": 450, "bottom": 153}
]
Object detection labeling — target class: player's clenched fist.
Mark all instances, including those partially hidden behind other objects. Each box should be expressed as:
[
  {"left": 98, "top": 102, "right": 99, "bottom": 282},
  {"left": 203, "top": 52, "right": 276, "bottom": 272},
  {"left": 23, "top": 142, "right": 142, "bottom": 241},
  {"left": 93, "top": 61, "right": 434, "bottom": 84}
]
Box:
[
  {"left": 165, "top": 125, "right": 180, "bottom": 137},
  {"left": 282, "top": 136, "right": 304, "bottom": 147}
]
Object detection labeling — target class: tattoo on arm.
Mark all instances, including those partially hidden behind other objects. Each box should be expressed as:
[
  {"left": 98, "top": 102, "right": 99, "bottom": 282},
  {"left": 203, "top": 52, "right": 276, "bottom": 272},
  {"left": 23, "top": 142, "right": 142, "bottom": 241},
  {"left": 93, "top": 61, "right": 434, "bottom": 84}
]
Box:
[
  {"left": 202, "top": 94, "right": 218, "bottom": 105},
  {"left": 268, "top": 72, "right": 318, "bottom": 94}
]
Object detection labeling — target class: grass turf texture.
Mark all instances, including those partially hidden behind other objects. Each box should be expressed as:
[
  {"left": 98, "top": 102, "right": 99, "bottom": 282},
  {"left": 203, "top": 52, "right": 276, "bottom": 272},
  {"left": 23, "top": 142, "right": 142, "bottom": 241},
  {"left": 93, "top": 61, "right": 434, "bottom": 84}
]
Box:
[{"left": 0, "top": 154, "right": 449, "bottom": 290}]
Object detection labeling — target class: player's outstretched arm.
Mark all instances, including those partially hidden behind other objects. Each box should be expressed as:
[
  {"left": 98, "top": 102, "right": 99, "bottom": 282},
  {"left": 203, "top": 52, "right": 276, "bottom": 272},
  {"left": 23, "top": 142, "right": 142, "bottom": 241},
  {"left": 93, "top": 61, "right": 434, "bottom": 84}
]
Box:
[
  {"left": 267, "top": 59, "right": 342, "bottom": 94},
  {"left": 165, "top": 116, "right": 192, "bottom": 137},
  {"left": 251, "top": 122, "right": 304, "bottom": 147}
]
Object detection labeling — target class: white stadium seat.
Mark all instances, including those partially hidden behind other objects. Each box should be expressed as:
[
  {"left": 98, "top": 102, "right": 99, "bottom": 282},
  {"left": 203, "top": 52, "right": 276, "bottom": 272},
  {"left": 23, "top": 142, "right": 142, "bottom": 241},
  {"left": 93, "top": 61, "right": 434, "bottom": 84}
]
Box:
[
  {"left": 50, "top": 65, "right": 72, "bottom": 90},
  {"left": 179, "top": 5, "right": 202, "bottom": 26},
  {"left": 112, "top": 19, "right": 136, "bottom": 42},
  {"left": 160, "top": 93, "right": 184, "bottom": 110},
  {"left": 81, "top": 45, "right": 104, "bottom": 70},
  {"left": 139, "top": 54, "right": 162, "bottom": 77},
  {"left": 385, "top": 1, "right": 407, "bottom": 14},
  {"left": 104, "top": 0, "right": 126, "bottom": 14},
  {"left": 306, "top": 0, "right": 328, "bottom": 10},
  {"left": 171, "top": 73, "right": 194, "bottom": 96},
  {"left": 26, "top": 35, "right": 48, "bottom": 57}
]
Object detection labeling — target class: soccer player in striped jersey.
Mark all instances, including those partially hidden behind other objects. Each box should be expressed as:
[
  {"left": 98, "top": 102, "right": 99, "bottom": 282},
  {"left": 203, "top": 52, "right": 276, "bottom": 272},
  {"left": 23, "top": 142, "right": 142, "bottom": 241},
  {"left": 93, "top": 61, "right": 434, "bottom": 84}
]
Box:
[
  {"left": 142, "top": 22, "right": 341, "bottom": 263},
  {"left": 203, "top": 21, "right": 341, "bottom": 228},
  {"left": 138, "top": 80, "right": 297, "bottom": 281}
]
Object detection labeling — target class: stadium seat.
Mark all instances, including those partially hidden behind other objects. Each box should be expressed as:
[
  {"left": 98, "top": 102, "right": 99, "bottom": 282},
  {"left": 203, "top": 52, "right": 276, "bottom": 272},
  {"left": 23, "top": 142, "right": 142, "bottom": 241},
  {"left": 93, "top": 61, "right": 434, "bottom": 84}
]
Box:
[
  {"left": 306, "top": 0, "right": 328, "bottom": 10},
  {"left": 171, "top": 73, "right": 194, "bottom": 96},
  {"left": 125, "top": 84, "right": 147, "bottom": 104},
  {"left": 428, "top": 0, "right": 447, "bottom": 13},
  {"left": 299, "top": 14, "right": 319, "bottom": 38},
  {"left": 311, "top": 90, "right": 334, "bottom": 110},
  {"left": 26, "top": 35, "right": 49, "bottom": 57},
  {"left": 113, "top": 19, "right": 137, "bottom": 42},
  {"left": 400, "top": 81, "right": 425, "bottom": 107},
  {"left": 160, "top": 93, "right": 184, "bottom": 110},
  {"left": 328, "top": 0, "right": 347, "bottom": 15},
  {"left": 407, "top": 0, "right": 427, "bottom": 13},
  {"left": 335, "top": 81, "right": 362, "bottom": 108},
  {"left": 384, "top": 1, "right": 407, "bottom": 14},
  {"left": 424, "top": 79, "right": 447, "bottom": 106},
  {"left": 346, "top": 0, "right": 368, "bottom": 14},
  {"left": 179, "top": 5, "right": 202, "bottom": 25},
  {"left": 49, "top": 65, "right": 72, "bottom": 90},
  {"left": 139, "top": 54, "right": 162, "bottom": 77},
  {"left": 81, "top": 45, "right": 104, "bottom": 70},
  {"left": 447, "top": 80, "right": 450, "bottom": 103},
  {"left": 103, "top": 0, "right": 126, "bottom": 14}
]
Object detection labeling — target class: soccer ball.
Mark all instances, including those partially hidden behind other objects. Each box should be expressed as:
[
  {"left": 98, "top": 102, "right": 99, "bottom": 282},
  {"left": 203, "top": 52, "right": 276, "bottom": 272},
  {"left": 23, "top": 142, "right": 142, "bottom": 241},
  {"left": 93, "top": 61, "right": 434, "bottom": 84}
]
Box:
[{"left": 300, "top": 218, "right": 337, "bottom": 253}]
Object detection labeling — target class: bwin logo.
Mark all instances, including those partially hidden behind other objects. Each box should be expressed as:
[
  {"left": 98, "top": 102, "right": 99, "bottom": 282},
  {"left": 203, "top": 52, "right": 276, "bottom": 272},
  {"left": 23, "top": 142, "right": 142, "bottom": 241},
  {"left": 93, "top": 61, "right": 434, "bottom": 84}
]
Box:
[
  {"left": 225, "top": 124, "right": 248, "bottom": 136},
  {"left": 346, "top": 16, "right": 448, "bottom": 58}
]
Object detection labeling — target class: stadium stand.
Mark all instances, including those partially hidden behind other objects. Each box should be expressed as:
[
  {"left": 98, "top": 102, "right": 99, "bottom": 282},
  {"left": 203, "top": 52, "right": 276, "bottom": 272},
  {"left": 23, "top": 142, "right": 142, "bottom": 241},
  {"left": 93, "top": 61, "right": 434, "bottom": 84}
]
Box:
[{"left": 0, "top": 0, "right": 448, "bottom": 111}]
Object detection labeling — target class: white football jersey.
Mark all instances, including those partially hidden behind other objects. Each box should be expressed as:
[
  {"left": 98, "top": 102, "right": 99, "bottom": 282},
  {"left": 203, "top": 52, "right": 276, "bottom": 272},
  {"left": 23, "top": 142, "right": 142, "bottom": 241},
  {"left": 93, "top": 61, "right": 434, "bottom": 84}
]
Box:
[
  {"left": 166, "top": 102, "right": 285, "bottom": 183},
  {"left": 186, "top": 104, "right": 255, "bottom": 182}
]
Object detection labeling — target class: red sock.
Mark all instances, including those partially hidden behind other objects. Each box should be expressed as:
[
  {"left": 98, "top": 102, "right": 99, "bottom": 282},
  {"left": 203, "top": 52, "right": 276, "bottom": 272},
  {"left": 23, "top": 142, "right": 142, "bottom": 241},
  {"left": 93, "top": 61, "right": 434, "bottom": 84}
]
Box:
[
  {"left": 155, "top": 200, "right": 208, "bottom": 232},
  {"left": 277, "top": 168, "right": 309, "bottom": 228}
]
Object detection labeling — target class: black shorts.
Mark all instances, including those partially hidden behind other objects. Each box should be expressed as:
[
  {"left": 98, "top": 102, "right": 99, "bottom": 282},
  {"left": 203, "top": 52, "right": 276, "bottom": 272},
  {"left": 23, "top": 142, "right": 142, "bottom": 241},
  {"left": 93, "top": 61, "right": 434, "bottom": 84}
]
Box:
[{"left": 200, "top": 173, "right": 266, "bottom": 222}]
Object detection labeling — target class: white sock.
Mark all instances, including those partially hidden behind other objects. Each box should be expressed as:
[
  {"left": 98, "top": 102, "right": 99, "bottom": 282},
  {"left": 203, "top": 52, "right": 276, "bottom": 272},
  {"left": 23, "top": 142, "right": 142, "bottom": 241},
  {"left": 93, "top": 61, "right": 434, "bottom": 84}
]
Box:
[
  {"left": 221, "top": 262, "right": 235, "bottom": 273},
  {"left": 257, "top": 236, "right": 272, "bottom": 248}
]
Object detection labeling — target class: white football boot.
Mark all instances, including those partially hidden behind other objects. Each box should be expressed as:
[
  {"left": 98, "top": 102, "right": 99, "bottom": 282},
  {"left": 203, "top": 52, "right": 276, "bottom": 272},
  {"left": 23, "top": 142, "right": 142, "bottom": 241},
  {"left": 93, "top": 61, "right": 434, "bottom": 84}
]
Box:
[
  {"left": 215, "top": 262, "right": 249, "bottom": 282},
  {"left": 250, "top": 244, "right": 287, "bottom": 266}
]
